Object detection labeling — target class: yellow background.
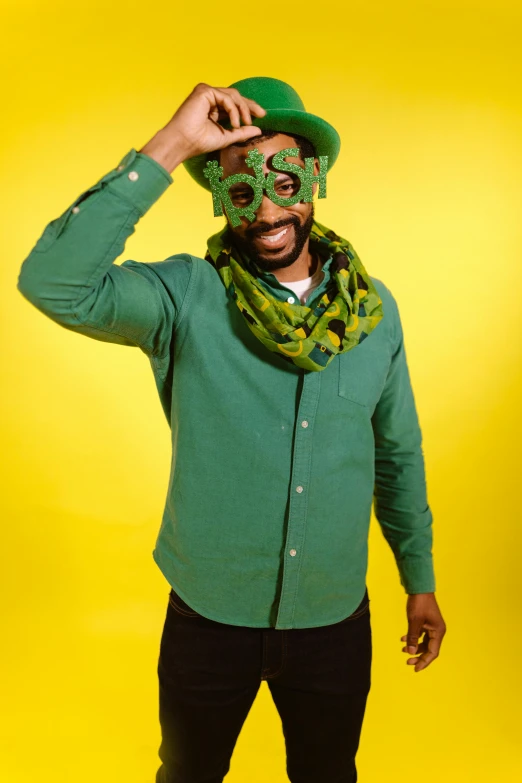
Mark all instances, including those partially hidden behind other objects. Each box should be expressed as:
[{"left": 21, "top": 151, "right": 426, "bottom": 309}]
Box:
[{"left": 2, "top": 0, "right": 521, "bottom": 780}]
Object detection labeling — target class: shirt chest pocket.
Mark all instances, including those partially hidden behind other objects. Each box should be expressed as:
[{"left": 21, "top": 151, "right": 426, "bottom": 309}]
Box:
[{"left": 337, "top": 336, "right": 392, "bottom": 413}]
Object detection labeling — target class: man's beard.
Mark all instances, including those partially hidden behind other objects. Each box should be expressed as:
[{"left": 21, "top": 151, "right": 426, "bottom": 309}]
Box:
[{"left": 229, "top": 205, "right": 315, "bottom": 274}]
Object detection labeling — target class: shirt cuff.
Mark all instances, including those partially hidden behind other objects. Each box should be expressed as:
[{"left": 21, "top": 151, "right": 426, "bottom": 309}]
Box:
[
  {"left": 397, "top": 556, "right": 436, "bottom": 594},
  {"left": 104, "top": 148, "right": 173, "bottom": 216}
]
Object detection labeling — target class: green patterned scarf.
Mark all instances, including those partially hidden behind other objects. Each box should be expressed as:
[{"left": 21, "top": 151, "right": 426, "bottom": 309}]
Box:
[{"left": 205, "top": 219, "right": 383, "bottom": 371}]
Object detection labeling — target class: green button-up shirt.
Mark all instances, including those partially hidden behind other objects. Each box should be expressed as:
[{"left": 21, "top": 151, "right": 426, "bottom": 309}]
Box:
[{"left": 17, "top": 148, "right": 436, "bottom": 629}]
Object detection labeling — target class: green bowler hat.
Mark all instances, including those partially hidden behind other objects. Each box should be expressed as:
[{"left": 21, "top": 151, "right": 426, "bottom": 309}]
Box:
[{"left": 183, "top": 76, "right": 341, "bottom": 192}]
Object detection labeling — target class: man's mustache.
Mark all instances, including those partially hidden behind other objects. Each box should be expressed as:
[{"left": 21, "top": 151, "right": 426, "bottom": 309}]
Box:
[{"left": 245, "top": 217, "right": 299, "bottom": 240}]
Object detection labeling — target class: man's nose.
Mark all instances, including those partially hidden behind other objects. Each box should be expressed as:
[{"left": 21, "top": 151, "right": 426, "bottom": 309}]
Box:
[{"left": 253, "top": 192, "right": 286, "bottom": 226}]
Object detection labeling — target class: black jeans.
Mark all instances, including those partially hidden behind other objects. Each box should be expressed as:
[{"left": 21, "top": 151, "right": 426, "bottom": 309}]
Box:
[{"left": 156, "top": 586, "right": 372, "bottom": 783}]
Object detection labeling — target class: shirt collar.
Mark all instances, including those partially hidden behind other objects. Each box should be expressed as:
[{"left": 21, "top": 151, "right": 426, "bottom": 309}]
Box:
[{"left": 251, "top": 253, "right": 334, "bottom": 304}]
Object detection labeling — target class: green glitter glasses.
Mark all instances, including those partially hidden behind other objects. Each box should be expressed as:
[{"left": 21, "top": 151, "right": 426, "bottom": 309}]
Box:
[{"left": 203, "top": 147, "right": 328, "bottom": 227}]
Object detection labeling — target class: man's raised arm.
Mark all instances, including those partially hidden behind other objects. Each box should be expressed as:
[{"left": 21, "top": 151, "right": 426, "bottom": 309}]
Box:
[
  {"left": 17, "top": 83, "right": 267, "bottom": 356},
  {"left": 17, "top": 149, "right": 183, "bottom": 356}
]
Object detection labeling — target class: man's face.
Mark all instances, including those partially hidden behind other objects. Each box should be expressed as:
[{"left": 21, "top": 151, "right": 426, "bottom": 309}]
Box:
[{"left": 218, "top": 133, "right": 318, "bottom": 274}]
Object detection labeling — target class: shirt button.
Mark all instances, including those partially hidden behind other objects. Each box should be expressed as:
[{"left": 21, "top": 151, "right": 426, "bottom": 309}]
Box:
[
  {"left": 72, "top": 206, "right": 80, "bottom": 214},
  {"left": 296, "top": 485, "right": 304, "bottom": 493},
  {"left": 289, "top": 549, "right": 297, "bottom": 557},
  {"left": 117, "top": 165, "right": 124, "bottom": 171},
  {"left": 128, "top": 171, "right": 139, "bottom": 181},
  {"left": 287, "top": 296, "right": 295, "bottom": 304},
  {"left": 301, "top": 420, "right": 309, "bottom": 428}
]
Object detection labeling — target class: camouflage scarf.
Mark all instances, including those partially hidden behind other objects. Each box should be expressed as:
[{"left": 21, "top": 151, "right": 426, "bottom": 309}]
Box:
[{"left": 205, "top": 219, "right": 384, "bottom": 371}]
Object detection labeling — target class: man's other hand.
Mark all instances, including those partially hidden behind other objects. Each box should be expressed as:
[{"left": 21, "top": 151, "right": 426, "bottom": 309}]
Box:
[{"left": 400, "top": 593, "right": 446, "bottom": 672}]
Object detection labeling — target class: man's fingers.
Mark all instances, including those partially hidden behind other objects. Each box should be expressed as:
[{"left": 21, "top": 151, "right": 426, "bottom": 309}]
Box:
[
  {"left": 238, "top": 100, "right": 252, "bottom": 126},
  {"left": 211, "top": 88, "right": 265, "bottom": 128},
  {"left": 204, "top": 88, "right": 241, "bottom": 128},
  {"left": 247, "top": 99, "right": 267, "bottom": 117},
  {"left": 221, "top": 124, "right": 264, "bottom": 146},
  {"left": 214, "top": 91, "right": 241, "bottom": 129},
  {"left": 221, "top": 87, "right": 264, "bottom": 124},
  {"left": 220, "top": 88, "right": 251, "bottom": 125},
  {"left": 406, "top": 633, "right": 420, "bottom": 652},
  {"left": 402, "top": 635, "right": 429, "bottom": 654},
  {"left": 405, "top": 627, "right": 442, "bottom": 671},
  {"left": 409, "top": 646, "right": 439, "bottom": 671},
  {"left": 234, "top": 95, "right": 254, "bottom": 126},
  {"left": 405, "top": 615, "right": 426, "bottom": 652}
]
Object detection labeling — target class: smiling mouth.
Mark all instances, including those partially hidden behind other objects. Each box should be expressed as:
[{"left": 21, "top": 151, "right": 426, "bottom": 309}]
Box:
[
  {"left": 259, "top": 227, "right": 288, "bottom": 242},
  {"left": 254, "top": 225, "right": 292, "bottom": 250}
]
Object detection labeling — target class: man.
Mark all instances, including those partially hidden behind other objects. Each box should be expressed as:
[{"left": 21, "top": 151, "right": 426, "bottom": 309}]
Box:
[{"left": 17, "top": 77, "right": 446, "bottom": 783}]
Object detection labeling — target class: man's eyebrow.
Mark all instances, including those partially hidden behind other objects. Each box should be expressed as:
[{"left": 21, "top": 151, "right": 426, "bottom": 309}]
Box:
[
  {"left": 229, "top": 182, "right": 254, "bottom": 193},
  {"left": 273, "top": 172, "right": 295, "bottom": 183}
]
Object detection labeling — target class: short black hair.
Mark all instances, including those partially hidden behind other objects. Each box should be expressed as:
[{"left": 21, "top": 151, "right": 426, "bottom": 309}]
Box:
[{"left": 207, "top": 128, "right": 316, "bottom": 167}]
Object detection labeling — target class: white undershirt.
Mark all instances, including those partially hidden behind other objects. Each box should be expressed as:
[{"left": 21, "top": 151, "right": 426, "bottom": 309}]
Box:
[{"left": 284, "top": 261, "right": 325, "bottom": 305}]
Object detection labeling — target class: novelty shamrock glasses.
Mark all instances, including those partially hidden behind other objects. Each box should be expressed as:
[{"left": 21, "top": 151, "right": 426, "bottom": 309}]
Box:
[{"left": 203, "top": 147, "right": 328, "bottom": 227}]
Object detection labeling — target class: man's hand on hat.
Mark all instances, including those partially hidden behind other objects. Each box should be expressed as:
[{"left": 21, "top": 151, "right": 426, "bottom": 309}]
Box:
[{"left": 139, "top": 83, "right": 266, "bottom": 175}]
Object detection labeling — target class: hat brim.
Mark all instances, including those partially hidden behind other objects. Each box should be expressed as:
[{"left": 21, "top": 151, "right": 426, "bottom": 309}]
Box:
[{"left": 182, "top": 109, "right": 341, "bottom": 192}]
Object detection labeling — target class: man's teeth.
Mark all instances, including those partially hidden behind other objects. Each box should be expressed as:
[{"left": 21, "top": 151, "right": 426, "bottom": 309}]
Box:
[{"left": 259, "top": 228, "right": 288, "bottom": 243}]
